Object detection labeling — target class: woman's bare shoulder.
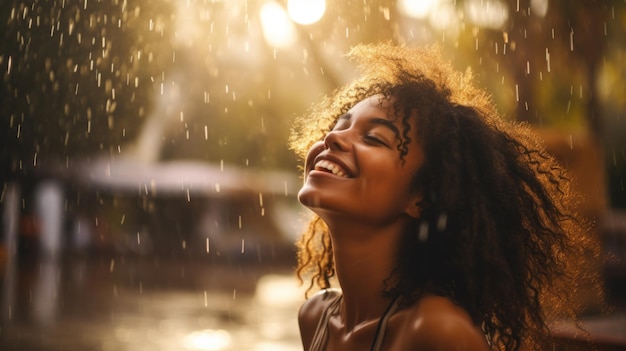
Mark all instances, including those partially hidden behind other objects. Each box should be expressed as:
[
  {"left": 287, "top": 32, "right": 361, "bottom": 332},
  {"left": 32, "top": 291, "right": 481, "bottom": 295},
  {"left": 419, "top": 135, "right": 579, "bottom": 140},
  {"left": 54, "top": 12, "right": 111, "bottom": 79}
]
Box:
[
  {"left": 299, "top": 288, "right": 342, "bottom": 321},
  {"left": 395, "top": 295, "right": 490, "bottom": 351},
  {"left": 298, "top": 288, "right": 342, "bottom": 350}
]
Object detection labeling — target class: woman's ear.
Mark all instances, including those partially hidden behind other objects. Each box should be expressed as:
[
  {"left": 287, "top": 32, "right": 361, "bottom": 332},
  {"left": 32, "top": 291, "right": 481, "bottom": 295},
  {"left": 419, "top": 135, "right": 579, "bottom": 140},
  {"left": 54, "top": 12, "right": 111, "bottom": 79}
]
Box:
[{"left": 404, "top": 195, "right": 423, "bottom": 219}]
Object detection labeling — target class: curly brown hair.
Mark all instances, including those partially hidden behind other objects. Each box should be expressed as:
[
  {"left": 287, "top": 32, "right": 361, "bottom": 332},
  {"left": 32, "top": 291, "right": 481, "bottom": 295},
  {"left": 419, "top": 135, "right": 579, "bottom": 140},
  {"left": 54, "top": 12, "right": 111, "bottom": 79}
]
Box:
[{"left": 290, "top": 43, "right": 601, "bottom": 351}]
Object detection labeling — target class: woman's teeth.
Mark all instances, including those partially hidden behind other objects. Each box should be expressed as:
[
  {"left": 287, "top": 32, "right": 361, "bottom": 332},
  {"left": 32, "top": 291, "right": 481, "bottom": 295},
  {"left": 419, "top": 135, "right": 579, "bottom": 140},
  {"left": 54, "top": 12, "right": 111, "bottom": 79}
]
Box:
[{"left": 315, "top": 160, "right": 347, "bottom": 178}]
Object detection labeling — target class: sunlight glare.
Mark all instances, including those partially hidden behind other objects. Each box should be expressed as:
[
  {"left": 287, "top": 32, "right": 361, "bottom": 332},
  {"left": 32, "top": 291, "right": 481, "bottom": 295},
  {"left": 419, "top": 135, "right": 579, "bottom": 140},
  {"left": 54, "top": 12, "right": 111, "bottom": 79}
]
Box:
[
  {"left": 428, "top": 2, "right": 460, "bottom": 35},
  {"left": 397, "top": 0, "right": 440, "bottom": 19},
  {"left": 465, "top": 0, "right": 509, "bottom": 29},
  {"left": 260, "top": 2, "right": 297, "bottom": 48},
  {"left": 287, "top": 0, "right": 326, "bottom": 25}
]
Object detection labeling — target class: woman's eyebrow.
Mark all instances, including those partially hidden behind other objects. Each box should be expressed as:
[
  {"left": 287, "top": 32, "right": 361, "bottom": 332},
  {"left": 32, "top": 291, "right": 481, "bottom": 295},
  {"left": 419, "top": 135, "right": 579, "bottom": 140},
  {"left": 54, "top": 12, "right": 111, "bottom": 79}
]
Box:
[
  {"left": 335, "top": 113, "right": 400, "bottom": 137},
  {"left": 369, "top": 117, "right": 400, "bottom": 137}
]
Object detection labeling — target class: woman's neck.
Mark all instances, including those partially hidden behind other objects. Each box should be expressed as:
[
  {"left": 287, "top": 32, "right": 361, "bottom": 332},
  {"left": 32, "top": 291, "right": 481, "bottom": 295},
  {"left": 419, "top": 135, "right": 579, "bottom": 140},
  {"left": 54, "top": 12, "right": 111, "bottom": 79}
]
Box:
[{"left": 325, "top": 218, "right": 406, "bottom": 331}]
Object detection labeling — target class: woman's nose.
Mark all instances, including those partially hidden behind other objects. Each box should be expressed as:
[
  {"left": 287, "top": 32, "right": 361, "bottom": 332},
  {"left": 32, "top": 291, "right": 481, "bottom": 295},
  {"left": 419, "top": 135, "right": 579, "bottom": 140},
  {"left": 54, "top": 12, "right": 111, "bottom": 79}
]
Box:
[{"left": 323, "top": 129, "right": 350, "bottom": 151}]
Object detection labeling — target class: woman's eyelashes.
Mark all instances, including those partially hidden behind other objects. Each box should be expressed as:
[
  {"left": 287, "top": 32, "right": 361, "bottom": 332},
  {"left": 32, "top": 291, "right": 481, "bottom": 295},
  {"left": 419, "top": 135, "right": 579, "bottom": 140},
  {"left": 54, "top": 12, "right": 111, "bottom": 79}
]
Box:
[{"left": 363, "top": 134, "right": 389, "bottom": 147}]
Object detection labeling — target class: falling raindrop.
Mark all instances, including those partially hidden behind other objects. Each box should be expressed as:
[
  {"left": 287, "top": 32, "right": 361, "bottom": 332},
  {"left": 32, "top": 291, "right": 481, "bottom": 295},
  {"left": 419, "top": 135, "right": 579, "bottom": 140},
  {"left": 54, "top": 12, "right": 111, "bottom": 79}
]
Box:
[
  {"left": 418, "top": 222, "right": 429, "bottom": 242},
  {"left": 437, "top": 213, "right": 448, "bottom": 232}
]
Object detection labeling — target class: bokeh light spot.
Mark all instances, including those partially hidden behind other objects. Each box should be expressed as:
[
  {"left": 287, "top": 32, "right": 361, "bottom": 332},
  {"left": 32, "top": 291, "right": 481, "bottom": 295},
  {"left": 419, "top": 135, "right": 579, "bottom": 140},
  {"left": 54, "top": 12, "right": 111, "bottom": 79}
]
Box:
[{"left": 287, "top": 0, "right": 326, "bottom": 25}]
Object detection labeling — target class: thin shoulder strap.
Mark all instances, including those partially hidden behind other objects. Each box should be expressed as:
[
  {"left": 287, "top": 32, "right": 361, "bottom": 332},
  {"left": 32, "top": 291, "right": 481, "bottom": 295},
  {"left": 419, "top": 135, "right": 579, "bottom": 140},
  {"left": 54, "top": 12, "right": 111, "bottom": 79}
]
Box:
[
  {"left": 370, "top": 297, "right": 401, "bottom": 351},
  {"left": 309, "top": 290, "right": 343, "bottom": 351}
]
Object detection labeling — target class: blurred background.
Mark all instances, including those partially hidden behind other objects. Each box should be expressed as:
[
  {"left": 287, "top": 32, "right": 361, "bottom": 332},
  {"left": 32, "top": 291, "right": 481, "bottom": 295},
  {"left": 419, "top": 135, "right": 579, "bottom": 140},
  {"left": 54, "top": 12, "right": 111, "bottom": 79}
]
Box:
[{"left": 0, "top": 0, "right": 625, "bottom": 350}]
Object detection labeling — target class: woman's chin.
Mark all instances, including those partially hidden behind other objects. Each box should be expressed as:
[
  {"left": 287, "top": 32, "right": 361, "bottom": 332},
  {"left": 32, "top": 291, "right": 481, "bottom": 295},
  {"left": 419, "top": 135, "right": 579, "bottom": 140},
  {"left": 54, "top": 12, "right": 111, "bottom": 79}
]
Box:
[{"left": 297, "top": 188, "right": 322, "bottom": 209}]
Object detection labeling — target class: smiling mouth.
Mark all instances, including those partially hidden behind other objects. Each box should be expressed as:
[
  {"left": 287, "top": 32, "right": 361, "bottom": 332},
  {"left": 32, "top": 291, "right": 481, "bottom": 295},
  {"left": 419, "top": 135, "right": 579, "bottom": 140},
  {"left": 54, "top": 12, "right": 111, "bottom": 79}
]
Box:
[{"left": 314, "top": 160, "right": 349, "bottom": 178}]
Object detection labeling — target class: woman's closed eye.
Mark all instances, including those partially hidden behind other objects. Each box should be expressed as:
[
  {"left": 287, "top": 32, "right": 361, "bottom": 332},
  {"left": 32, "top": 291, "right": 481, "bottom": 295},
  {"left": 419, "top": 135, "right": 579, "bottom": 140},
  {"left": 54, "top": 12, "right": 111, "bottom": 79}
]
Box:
[{"left": 364, "top": 134, "right": 390, "bottom": 147}]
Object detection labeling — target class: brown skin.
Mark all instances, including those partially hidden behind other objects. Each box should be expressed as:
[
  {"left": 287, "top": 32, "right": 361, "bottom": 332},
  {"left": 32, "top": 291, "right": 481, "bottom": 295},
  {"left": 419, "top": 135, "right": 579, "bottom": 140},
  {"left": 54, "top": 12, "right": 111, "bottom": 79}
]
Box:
[
  {"left": 299, "top": 293, "right": 489, "bottom": 351},
  {"left": 297, "top": 96, "right": 490, "bottom": 351}
]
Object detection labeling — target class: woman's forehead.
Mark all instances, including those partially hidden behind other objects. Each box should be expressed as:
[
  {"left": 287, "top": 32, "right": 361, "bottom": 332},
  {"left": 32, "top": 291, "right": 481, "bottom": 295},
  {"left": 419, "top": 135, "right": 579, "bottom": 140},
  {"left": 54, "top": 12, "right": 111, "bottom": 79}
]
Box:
[
  {"left": 327, "top": 95, "right": 411, "bottom": 134},
  {"left": 346, "top": 95, "right": 397, "bottom": 119}
]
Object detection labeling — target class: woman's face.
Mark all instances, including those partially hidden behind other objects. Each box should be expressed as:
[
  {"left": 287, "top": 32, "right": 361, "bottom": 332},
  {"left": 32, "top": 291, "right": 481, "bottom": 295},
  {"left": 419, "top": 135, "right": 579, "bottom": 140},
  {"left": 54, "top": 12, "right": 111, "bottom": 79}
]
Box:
[{"left": 298, "top": 95, "right": 425, "bottom": 226}]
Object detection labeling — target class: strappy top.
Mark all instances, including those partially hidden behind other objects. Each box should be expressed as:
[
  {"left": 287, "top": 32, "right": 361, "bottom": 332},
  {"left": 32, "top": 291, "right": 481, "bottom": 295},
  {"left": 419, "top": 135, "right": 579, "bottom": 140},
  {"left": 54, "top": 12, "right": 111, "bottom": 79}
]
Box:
[{"left": 308, "top": 289, "right": 401, "bottom": 351}]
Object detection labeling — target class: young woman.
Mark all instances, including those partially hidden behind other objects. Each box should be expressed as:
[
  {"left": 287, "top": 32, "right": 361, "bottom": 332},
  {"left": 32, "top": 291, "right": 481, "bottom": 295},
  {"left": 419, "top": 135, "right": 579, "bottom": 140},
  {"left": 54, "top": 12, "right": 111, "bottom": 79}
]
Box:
[{"left": 290, "top": 44, "right": 599, "bottom": 351}]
